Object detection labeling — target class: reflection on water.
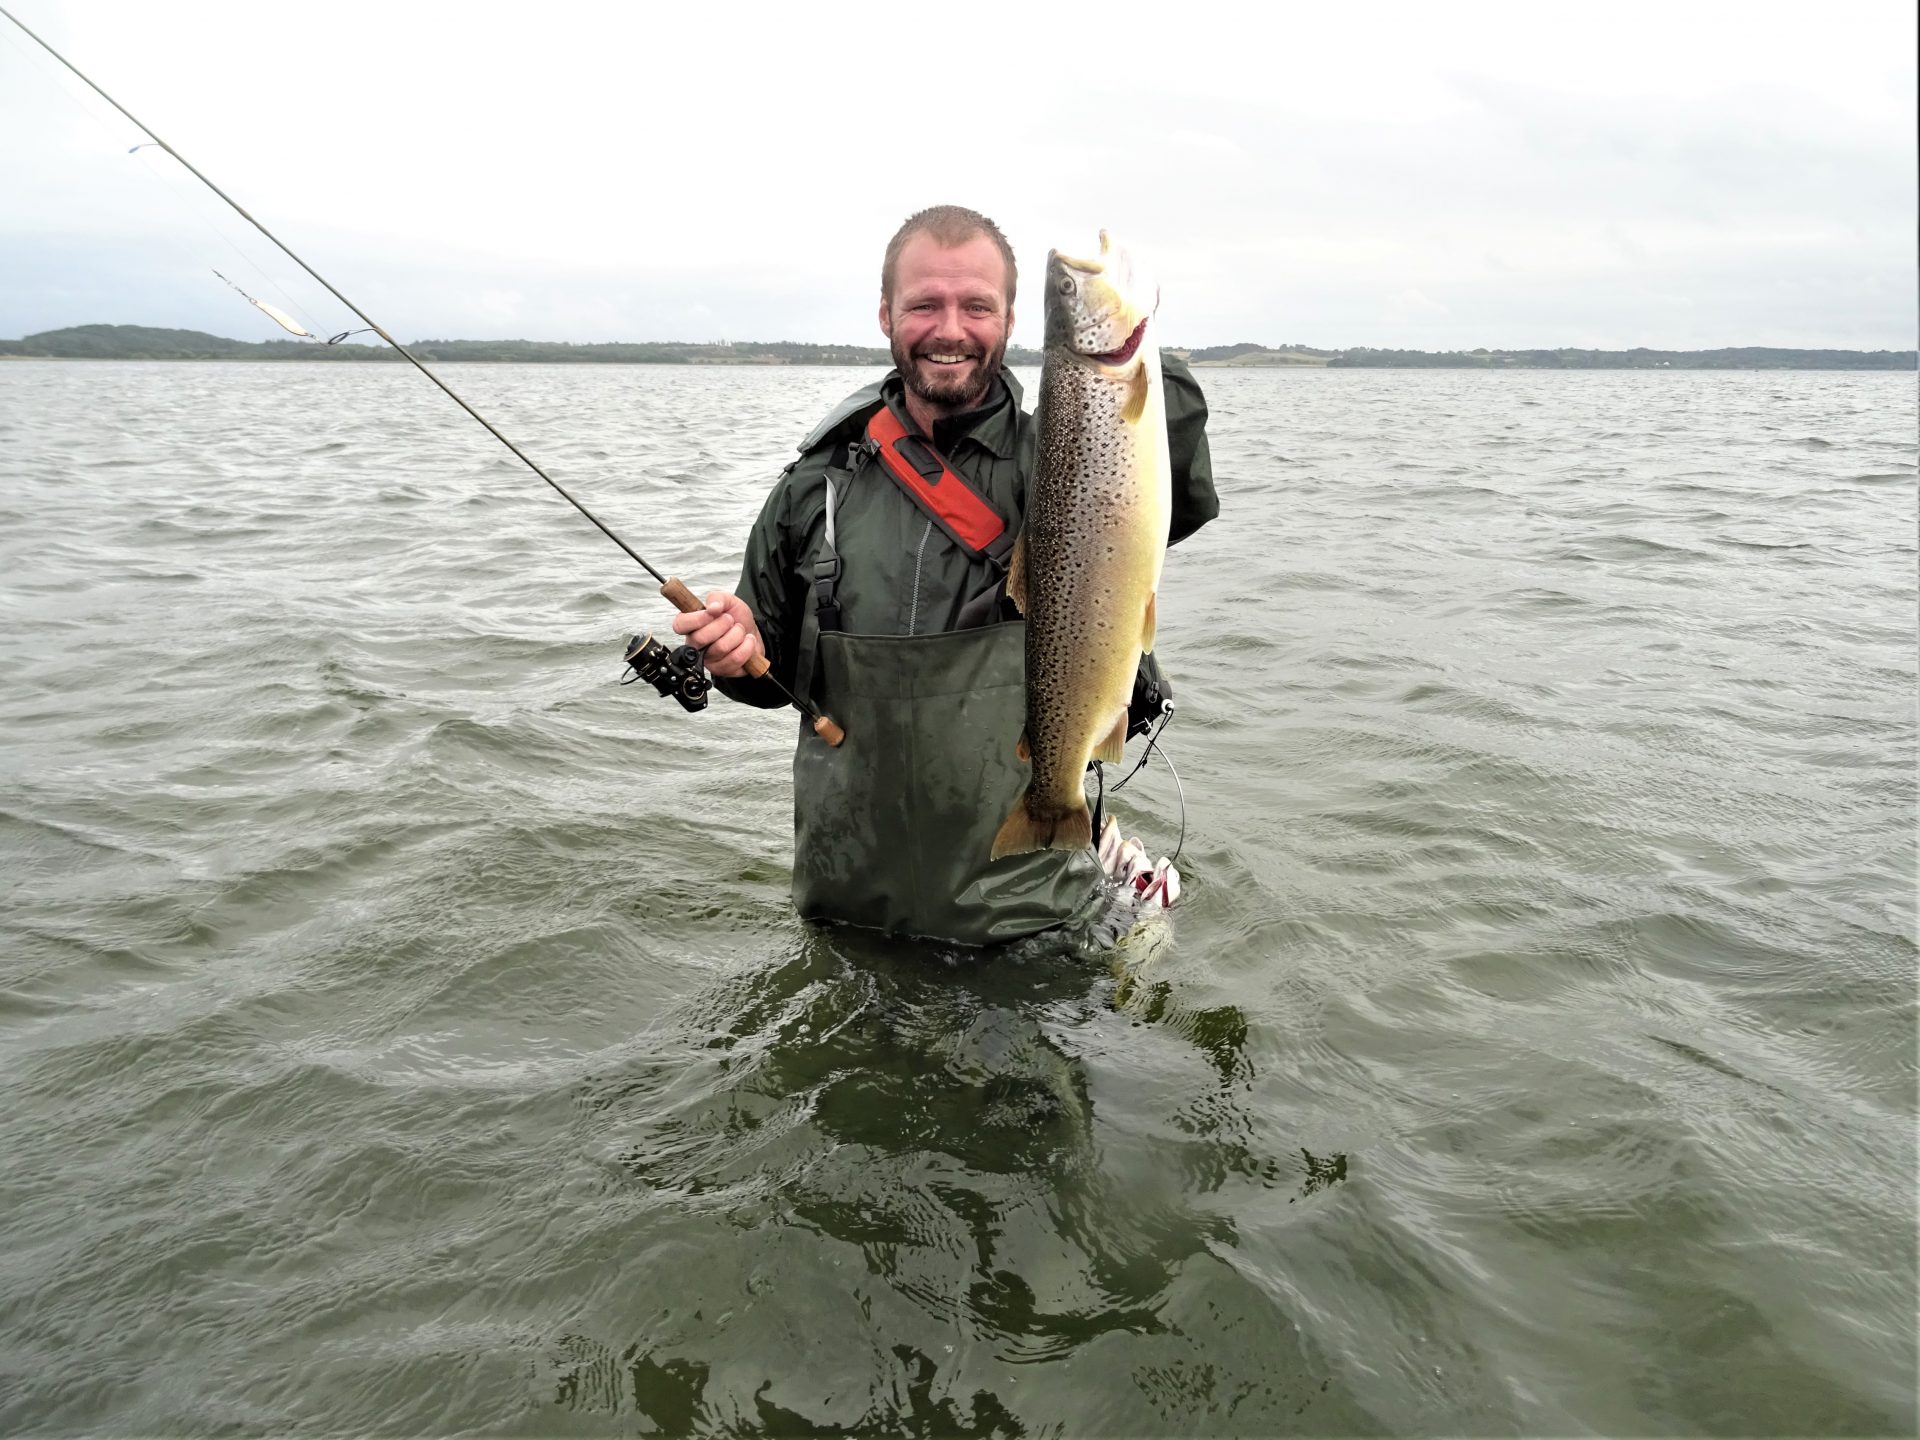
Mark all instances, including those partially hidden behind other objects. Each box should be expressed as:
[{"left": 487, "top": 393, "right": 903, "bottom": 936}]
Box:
[{"left": 557, "top": 929, "right": 1355, "bottom": 1433}]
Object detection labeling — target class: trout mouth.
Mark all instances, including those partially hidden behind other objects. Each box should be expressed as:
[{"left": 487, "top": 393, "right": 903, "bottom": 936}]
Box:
[{"left": 1090, "top": 317, "right": 1148, "bottom": 367}]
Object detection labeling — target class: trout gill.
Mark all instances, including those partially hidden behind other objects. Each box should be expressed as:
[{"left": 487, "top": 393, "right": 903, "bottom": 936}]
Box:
[{"left": 991, "top": 231, "right": 1170, "bottom": 860}]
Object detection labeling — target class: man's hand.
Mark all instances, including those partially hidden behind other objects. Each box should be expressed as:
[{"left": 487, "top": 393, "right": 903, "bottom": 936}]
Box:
[{"left": 670, "top": 591, "right": 765, "bottom": 678}]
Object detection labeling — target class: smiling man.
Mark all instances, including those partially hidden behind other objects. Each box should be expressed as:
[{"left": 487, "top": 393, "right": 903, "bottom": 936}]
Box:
[
  {"left": 880, "top": 215, "right": 1016, "bottom": 427},
  {"left": 670, "top": 204, "right": 1218, "bottom": 945}
]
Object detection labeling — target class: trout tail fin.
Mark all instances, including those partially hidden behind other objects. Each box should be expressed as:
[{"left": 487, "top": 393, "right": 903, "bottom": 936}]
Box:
[{"left": 991, "top": 788, "right": 1095, "bottom": 861}]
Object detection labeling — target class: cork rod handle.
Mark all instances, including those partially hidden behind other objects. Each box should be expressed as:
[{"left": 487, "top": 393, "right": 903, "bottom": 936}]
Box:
[{"left": 660, "top": 576, "right": 772, "bottom": 679}]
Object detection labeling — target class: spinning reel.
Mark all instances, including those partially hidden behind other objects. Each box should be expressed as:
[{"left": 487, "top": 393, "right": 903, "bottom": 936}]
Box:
[{"left": 620, "top": 633, "right": 710, "bottom": 712}]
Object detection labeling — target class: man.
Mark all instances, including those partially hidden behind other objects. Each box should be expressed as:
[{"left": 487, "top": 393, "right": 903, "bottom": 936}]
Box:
[{"left": 671, "top": 205, "right": 1218, "bottom": 945}]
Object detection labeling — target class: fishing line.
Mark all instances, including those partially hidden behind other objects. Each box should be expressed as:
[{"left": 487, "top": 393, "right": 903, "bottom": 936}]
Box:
[
  {"left": 0, "top": 2, "right": 668, "bottom": 582},
  {"left": 210, "top": 266, "right": 371, "bottom": 344},
  {"left": 128, "top": 145, "right": 332, "bottom": 342},
  {"left": 0, "top": 22, "right": 326, "bottom": 341},
  {"left": 1, "top": 1, "right": 845, "bottom": 745}
]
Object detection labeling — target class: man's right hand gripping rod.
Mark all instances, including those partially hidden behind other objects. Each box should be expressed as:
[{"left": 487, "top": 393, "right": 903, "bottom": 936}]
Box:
[{"left": 659, "top": 577, "right": 845, "bottom": 746}]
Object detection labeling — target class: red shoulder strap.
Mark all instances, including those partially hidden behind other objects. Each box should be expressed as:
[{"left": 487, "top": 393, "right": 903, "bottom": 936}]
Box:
[{"left": 865, "top": 406, "right": 1008, "bottom": 556}]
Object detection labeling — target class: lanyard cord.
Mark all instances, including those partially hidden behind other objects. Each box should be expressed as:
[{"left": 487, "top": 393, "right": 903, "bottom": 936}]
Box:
[{"left": 1090, "top": 707, "right": 1186, "bottom": 867}]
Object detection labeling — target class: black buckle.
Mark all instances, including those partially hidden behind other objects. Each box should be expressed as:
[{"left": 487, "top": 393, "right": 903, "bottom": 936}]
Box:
[
  {"left": 893, "top": 435, "right": 945, "bottom": 484},
  {"left": 813, "top": 555, "right": 843, "bottom": 631}
]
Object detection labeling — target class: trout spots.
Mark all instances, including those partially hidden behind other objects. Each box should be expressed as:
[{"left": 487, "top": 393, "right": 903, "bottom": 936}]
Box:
[{"left": 1003, "top": 240, "right": 1169, "bottom": 851}]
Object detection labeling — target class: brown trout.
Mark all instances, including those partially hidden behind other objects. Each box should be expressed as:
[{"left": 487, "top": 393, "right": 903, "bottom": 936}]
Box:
[{"left": 991, "top": 231, "right": 1170, "bottom": 860}]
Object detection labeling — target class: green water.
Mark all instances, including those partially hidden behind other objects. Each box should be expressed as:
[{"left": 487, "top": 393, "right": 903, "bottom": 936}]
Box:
[{"left": 1, "top": 363, "right": 1913, "bottom": 1435}]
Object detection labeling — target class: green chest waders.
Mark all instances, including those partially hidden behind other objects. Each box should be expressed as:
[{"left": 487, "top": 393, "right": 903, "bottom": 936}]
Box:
[{"left": 790, "top": 626, "right": 1101, "bottom": 946}]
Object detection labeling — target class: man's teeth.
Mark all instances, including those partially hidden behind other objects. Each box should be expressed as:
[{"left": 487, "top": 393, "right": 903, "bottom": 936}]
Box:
[{"left": 924, "top": 354, "right": 972, "bottom": 364}]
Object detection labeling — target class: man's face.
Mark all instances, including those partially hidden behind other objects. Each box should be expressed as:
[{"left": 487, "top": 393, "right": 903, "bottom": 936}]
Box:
[{"left": 879, "top": 232, "right": 1014, "bottom": 418}]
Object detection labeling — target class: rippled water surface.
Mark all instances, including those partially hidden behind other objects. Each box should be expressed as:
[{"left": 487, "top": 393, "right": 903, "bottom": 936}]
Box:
[{"left": 2, "top": 362, "right": 1914, "bottom": 1436}]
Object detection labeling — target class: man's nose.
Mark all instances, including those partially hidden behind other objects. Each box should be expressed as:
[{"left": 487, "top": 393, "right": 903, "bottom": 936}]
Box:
[{"left": 932, "top": 303, "right": 967, "bottom": 338}]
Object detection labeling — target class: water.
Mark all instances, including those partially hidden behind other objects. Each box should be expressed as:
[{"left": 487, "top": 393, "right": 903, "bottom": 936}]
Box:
[{"left": 1, "top": 361, "right": 1913, "bottom": 1436}]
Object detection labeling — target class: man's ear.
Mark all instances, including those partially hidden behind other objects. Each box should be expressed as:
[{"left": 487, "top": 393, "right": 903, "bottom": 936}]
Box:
[{"left": 877, "top": 297, "right": 892, "bottom": 340}]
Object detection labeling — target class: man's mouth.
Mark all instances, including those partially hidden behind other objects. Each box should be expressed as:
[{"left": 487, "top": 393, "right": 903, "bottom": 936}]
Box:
[{"left": 918, "top": 352, "right": 978, "bottom": 366}]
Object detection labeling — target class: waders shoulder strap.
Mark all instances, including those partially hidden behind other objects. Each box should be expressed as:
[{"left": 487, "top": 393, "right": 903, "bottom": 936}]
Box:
[
  {"left": 866, "top": 407, "right": 1014, "bottom": 563},
  {"left": 793, "top": 444, "right": 856, "bottom": 712}
]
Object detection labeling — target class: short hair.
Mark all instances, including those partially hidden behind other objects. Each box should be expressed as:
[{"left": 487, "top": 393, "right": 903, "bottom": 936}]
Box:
[{"left": 881, "top": 205, "right": 1018, "bottom": 309}]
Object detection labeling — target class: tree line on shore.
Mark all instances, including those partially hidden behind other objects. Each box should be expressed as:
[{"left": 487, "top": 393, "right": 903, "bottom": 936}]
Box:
[
  {"left": 1185, "top": 340, "right": 1915, "bottom": 370},
  {"left": 3, "top": 325, "right": 1911, "bottom": 370},
  {"left": 0, "top": 325, "right": 933, "bottom": 365}
]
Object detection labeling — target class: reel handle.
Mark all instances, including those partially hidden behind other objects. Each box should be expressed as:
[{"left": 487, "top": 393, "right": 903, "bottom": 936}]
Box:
[{"left": 660, "top": 576, "right": 771, "bottom": 679}]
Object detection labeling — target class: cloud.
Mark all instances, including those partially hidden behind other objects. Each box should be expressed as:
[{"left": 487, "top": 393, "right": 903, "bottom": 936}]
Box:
[{"left": 2, "top": 0, "right": 1912, "bottom": 349}]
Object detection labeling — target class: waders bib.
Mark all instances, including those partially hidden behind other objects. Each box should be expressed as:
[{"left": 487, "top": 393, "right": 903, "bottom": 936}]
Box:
[
  {"left": 791, "top": 622, "right": 1101, "bottom": 945},
  {"left": 771, "top": 381, "right": 1106, "bottom": 945}
]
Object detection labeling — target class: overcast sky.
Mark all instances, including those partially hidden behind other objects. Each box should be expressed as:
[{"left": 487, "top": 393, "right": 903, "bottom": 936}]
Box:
[{"left": 2, "top": 0, "right": 1913, "bottom": 351}]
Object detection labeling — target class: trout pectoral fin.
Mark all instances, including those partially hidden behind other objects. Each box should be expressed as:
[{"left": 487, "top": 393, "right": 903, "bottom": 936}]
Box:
[
  {"left": 1006, "top": 530, "right": 1028, "bottom": 615},
  {"left": 1122, "top": 364, "right": 1150, "bottom": 424},
  {"left": 1142, "top": 590, "right": 1157, "bottom": 653},
  {"left": 1094, "top": 707, "right": 1128, "bottom": 764},
  {"left": 1016, "top": 730, "right": 1031, "bottom": 761}
]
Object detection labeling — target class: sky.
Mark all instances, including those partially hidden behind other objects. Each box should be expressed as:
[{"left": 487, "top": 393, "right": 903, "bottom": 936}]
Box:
[{"left": 1, "top": 0, "right": 1914, "bottom": 352}]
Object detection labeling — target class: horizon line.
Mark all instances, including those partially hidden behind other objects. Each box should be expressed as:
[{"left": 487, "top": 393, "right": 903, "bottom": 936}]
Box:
[{"left": 4, "top": 324, "right": 1914, "bottom": 356}]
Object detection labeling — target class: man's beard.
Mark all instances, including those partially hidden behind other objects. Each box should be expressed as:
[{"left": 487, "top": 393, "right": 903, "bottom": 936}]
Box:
[{"left": 891, "top": 334, "right": 1007, "bottom": 414}]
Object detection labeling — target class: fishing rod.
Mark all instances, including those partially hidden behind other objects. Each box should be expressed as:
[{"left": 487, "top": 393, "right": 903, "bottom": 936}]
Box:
[{"left": 0, "top": 3, "right": 844, "bottom": 747}]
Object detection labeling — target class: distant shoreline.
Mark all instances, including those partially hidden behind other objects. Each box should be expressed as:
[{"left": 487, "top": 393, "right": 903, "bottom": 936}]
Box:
[{"left": 2, "top": 326, "right": 1913, "bottom": 371}]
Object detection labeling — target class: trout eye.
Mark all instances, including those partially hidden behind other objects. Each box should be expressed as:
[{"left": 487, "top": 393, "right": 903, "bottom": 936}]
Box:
[{"left": 1055, "top": 274, "right": 1075, "bottom": 296}]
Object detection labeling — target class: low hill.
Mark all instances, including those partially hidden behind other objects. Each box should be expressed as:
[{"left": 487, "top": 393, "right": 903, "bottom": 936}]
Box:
[
  {"left": 1323, "top": 346, "right": 1915, "bottom": 370},
  {"left": 2, "top": 325, "right": 1910, "bottom": 370},
  {"left": 0, "top": 324, "right": 279, "bottom": 359},
  {"left": 1186, "top": 344, "right": 1335, "bottom": 367},
  {"left": 0, "top": 324, "right": 1052, "bottom": 368}
]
